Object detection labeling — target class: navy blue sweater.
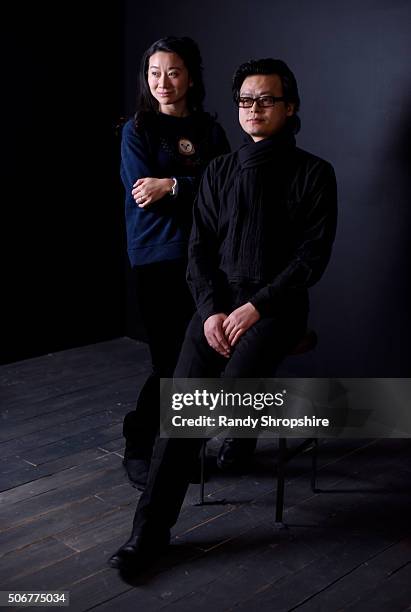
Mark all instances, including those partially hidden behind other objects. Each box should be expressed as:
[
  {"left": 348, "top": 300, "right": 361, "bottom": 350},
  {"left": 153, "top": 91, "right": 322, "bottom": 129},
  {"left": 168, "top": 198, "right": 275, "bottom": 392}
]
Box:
[{"left": 121, "top": 112, "right": 230, "bottom": 266}]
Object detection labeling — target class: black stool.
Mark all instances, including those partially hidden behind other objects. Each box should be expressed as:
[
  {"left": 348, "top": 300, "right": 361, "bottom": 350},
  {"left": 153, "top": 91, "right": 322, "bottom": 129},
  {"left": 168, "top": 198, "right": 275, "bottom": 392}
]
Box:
[
  {"left": 197, "top": 329, "right": 319, "bottom": 526},
  {"left": 275, "top": 329, "right": 318, "bottom": 525}
]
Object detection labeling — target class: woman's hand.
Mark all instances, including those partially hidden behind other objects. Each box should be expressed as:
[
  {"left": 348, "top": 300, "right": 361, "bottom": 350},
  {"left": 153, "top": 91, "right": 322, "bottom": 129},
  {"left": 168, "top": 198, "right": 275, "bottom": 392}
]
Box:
[
  {"left": 132, "top": 177, "right": 174, "bottom": 208},
  {"left": 222, "top": 302, "right": 260, "bottom": 347}
]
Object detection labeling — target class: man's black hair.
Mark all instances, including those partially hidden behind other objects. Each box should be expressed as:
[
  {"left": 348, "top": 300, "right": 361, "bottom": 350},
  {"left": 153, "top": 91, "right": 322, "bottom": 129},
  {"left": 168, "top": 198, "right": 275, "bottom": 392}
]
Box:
[{"left": 232, "top": 58, "right": 301, "bottom": 134}]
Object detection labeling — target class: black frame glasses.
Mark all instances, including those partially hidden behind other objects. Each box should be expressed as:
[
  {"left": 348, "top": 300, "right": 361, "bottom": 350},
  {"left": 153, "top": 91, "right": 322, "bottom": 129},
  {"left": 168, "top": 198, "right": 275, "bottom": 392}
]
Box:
[{"left": 237, "top": 95, "right": 286, "bottom": 108}]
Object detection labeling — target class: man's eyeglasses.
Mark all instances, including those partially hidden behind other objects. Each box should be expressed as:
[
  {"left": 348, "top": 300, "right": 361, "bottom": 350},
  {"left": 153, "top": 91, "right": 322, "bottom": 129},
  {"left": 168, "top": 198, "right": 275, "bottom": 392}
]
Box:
[{"left": 238, "top": 95, "right": 285, "bottom": 108}]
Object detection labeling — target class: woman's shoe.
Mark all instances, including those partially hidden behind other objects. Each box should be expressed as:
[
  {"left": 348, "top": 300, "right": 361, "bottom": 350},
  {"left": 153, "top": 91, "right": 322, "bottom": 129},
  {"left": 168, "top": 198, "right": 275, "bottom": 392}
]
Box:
[{"left": 217, "top": 437, "right": 257, "bottom": 470}]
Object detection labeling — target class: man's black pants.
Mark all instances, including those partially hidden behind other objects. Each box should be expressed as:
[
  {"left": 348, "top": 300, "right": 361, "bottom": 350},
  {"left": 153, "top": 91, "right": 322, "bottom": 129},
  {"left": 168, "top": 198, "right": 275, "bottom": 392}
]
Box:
[{"left": 131, "top": 298, "right": 308, "bottom": 533}]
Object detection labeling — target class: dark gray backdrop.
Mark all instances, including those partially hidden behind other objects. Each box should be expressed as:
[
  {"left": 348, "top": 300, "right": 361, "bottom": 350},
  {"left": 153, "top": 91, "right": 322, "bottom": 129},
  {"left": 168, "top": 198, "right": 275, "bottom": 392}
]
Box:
[
  {"left": 3, "top": 1, "right": 409, "bottom": 378},
  {"left": 124, "top": 0, "right": 411, "bottom": 377}
]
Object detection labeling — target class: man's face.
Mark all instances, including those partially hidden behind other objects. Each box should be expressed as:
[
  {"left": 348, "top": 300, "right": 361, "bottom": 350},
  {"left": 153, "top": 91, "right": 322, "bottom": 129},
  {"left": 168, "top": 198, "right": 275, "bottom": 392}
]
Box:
[{"left": 238, "top": 74, "right": 295, "bottom": 142}]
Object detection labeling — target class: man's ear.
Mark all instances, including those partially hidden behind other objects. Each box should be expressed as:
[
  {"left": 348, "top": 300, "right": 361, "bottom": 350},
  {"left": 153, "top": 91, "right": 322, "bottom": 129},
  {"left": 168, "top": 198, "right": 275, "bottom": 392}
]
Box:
[{"left": 286, "top": 102, "right": 295, "bottom": 117}]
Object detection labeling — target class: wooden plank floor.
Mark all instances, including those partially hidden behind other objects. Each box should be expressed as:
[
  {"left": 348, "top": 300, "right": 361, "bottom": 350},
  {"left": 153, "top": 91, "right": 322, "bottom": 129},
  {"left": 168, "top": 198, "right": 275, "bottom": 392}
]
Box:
[{"left": 1, "top": 338, "right": 411, "bottom": 611}]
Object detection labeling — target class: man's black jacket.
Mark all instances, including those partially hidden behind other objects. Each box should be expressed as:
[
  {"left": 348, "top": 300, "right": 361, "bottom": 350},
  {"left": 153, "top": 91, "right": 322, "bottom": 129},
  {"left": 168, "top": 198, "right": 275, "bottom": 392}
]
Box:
[{"left": 187, "top": 132, "right": 338, "bottom": 323}]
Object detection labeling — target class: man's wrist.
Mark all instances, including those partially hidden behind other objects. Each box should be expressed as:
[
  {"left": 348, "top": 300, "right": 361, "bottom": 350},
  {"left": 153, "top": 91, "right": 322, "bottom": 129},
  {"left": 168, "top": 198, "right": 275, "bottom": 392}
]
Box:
[{"left": 246, "top": 301, "right": 260, "bottom": 315}]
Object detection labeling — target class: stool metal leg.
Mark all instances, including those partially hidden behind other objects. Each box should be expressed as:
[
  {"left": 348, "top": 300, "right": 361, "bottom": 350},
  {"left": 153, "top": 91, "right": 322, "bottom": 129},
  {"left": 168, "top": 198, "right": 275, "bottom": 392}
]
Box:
[
  {"left": 199, "top": 440, "right": 206, "bottom": 505},
  {"left": 311, "top": 438, "right": 319, "bottom": 492},
  {"left": 275, "top": 437, "right": 287, "bottom": 526},
  {"left": 195, "top": 440, "right": 227, "bottom": 507}
]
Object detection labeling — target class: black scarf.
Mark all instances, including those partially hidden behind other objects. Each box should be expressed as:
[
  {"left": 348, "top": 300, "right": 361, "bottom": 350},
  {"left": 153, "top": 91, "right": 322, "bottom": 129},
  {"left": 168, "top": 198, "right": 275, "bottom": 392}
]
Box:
[{"left": 224, "top": 129, "right": 296, "bottom": 281}]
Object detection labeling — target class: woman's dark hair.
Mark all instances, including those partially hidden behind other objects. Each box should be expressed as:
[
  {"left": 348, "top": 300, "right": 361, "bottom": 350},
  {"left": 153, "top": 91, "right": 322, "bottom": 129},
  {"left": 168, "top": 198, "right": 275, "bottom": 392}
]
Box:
[
  {"left": 232, "top": 58, "right": 301, "bottom": 134},
  {"left": 134, "top": 36, "right": 205, "bottom": 129}
]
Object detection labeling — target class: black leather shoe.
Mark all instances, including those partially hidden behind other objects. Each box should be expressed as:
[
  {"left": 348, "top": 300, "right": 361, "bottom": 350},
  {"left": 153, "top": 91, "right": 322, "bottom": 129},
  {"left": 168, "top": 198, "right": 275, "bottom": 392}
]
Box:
[
  {"left": 123, "top": 456, "right": 150, "bottom": 490},
  {"left": 108, "top": 529, "right": 170, "bottom": 570},
  {"left": 217, "top": 437, "right": 257, "bottom": 470}
]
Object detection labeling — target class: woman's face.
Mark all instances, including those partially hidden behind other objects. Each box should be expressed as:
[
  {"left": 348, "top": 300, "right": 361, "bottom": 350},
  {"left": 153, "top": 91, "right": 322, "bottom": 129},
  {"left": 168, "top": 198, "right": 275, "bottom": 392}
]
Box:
[{"left": 147, "top": 51, "right": 192, "bottom": 115}]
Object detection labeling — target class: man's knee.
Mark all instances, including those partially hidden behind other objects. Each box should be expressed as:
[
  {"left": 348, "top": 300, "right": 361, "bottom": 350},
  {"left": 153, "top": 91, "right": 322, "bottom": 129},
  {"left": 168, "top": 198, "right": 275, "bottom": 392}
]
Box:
[
  {"left": 174, "top": 312, "right": 223, "bottom": 377},
  {"left": 221, "top": 319, "right": 289, "bottom": 377}
]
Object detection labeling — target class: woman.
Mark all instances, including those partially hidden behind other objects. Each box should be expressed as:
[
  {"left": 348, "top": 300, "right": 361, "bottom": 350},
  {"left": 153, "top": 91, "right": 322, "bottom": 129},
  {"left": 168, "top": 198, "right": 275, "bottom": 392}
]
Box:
[{"left": 121, "top": 36, "right": 230, "bottom": 489}]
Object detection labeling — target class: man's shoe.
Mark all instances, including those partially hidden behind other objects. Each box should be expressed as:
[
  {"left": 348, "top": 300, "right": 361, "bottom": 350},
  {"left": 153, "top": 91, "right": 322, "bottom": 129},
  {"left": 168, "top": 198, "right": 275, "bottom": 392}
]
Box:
[
  {"left": 217, "top": 437, "right": 257, "bottom": 471},
  {"left": 108, "top": 529, "right": 170, "bottom": 570},
  {"left": 122, "top": 456, "right": 150, "bottom": 491}
]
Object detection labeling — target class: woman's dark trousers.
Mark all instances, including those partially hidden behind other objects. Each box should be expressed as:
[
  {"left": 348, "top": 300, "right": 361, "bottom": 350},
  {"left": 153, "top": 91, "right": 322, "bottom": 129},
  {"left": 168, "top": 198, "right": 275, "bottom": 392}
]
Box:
[{"left": 122, "top": 259, "right": 194, "bottom": 459}]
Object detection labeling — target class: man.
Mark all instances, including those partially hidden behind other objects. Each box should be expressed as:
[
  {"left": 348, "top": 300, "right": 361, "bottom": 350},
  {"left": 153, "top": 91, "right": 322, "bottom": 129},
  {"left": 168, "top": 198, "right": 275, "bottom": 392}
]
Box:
[{"left": 109, "top": 58, "right": 337, "bottom": 570}]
